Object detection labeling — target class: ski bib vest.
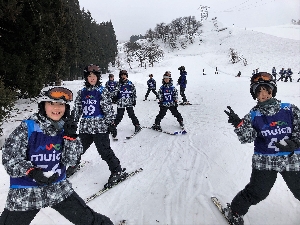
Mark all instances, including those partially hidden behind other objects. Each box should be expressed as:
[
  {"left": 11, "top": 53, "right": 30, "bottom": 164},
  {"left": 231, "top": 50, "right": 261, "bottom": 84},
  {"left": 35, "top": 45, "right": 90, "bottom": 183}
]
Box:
[
  {"left": 81, "top": 87, "right": 104, "bottom": 118},
  {"left": 147, "top": 79, "right": 155, "bottom": 89},
  {"left": 251, "top": 103, "right": 300, "bottom": 155},
  {"left": 161, "top": 86, "right": 175, "bottom": 104},
  {"left": 106, "top": 80, "right": 117, "bottom": 92},
  {"left": 118, "top": 82, "right": 133, "bottom": 99},
  {"left": 10, "top": 120, "right": 66, "bottom": 188}
]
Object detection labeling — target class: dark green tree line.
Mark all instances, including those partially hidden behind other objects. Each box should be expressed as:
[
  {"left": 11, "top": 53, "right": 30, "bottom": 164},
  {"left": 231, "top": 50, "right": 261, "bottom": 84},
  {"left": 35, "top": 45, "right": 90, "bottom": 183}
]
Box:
[
  {"left": 0, "top": 0, "right": 118, "bottom": 98},
  {"left": 0, "top": 0, "right": 118, "bottom": 134}
]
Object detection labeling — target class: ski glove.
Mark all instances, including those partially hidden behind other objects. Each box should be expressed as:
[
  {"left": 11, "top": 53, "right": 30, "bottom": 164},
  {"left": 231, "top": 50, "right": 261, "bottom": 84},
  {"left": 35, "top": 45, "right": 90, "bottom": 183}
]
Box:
[
  {"left": 224, "top": 106, "right": 242, "bottom": 128},
  {"left": 274, "top": 139, "right": 300, "bottom": 152},
  {"left": 108, "top": 124, "right": 117, "bottom": 138},
  {"left": 133, "top": 100, "right": 136, "bottom": 106},
  {"left": 63, "top": 118, "right": 78, "bottom": 138},
  {"left": 27, "top": 168, "right": 59, "bottom": 185}
]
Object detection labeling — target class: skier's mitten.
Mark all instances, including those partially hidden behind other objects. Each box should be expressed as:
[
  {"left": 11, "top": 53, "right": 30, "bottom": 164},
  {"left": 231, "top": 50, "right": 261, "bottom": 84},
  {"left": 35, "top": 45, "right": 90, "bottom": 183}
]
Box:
[
  {"left": 27, "top": 168, "right": 59, "bottom": 185},
  {"left": 108, "top": 124, "right": 117, "bottom": 138},
  {"left": 133, "top": 100, "right": 136, "bottom": 107},
  {"left": 224, "top": 106, "right": 242, "bottom": 127},
  {"left": 63, "top": 118, "right": 78, "bottom": 138},
  {"left": 274, "top": 139, "right": 300, "bottom": 152}
]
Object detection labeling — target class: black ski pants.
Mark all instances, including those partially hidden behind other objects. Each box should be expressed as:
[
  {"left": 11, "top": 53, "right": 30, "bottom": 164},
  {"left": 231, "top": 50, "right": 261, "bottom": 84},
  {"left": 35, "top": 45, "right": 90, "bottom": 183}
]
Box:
[
  {"left": 180, "top": 87, "right": 187, "bottom": 102},
  {"left": 79, "top": 133, "right": 121, "bottom": 173},
  {"left": 284, "top": 75, "right": 292, "bottom": 82},
  {"left": 154, "top": 105, "right": 183, "bottom": 125},
  {"left": 231, "top": 168, "right": 300, "bottom": 216},
  {"left": 0, "top": 192, "right": 113, "bottom": 225},
  {"left": 114, "top": 107, "right": 139, "bottom": 126},
  {"left": 145, "top": 88, "right": 158, "bottom": 100}
]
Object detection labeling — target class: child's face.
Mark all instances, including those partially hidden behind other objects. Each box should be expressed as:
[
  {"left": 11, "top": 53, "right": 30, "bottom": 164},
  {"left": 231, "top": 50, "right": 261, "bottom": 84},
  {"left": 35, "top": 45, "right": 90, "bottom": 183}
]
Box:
[
  {"left": 164, "top": 78, "right": 170, "bottom": 83},
  {"left": 87, "top": 73, "right": 98, "bottom": 86},
  {"left": 109, "top": 76, "right": 114, "bottom": 81},
  {"left": 45, "top": 102, "right": 66, "bottom": 121},
  {"left": 121, "top": 74, "right": 127, "bottom": 80},
  {"left": 256, "top": 87, "right": 272, "bottom": 102}
]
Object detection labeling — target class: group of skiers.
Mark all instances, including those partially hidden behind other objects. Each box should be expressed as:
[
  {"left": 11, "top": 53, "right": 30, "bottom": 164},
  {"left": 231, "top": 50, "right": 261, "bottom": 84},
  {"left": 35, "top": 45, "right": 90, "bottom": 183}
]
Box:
[
  {"left": 0, "top": 64, "right": 189, "bottom": 225},
  {"left": 1, "top": 64, "right": 299, "bottom": 225},
  {"left": 271, "top": 67, "right": 300, "bottom": 82}
]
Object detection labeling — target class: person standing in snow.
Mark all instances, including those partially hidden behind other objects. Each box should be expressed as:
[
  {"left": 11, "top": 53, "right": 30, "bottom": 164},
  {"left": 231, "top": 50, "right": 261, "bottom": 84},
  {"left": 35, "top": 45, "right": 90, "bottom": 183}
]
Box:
[
  {"left": 105, "top": 73, "right": 118, "bottom": 103},
  {"left": 113, "top": 70, "right": 142, "bottom": 133},
  {"left": 277, "top": 67, "right": 286, "bottom": 81},
  {"left": 177, "top": 66, "right": 188, "bottom": 104},
  {"left": 152, "top": 74, "right": 184, "bottom": 131},
  {"left": 297, "top": 71, "right": 300, "bottom": 82},
  {"left": 68, "top": 64, "right": 127, "bottom": 186},
  {"left": 0, "top": 87, "right": 113, "bottom": 225},
  {"left": 236, "top": 71, "right": 241, "bottom": 77},
  {"left": 284, "top": 68, "right": 293, "bottom": 82},
  {"left": 223, "top": 72, "right": 300, "bottom": 225},
  {"left": 271, "top": 66, "right": 277, "bottom": 80},
  {"left": 144, "top": 74, "right": 159, "bottom": 101}
]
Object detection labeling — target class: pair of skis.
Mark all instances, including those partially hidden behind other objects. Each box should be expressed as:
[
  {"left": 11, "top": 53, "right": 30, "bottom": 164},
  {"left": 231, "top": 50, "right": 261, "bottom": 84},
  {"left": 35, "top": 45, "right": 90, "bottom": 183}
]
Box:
[
  {"left": 142, "top": 126, "right": 187, "bottom": 135},
  {"left": 113, "top": 126, "right": 187, "bottom": 140},
  {"left": 85, "top": 168, "right": 143, "bottom": 203}
]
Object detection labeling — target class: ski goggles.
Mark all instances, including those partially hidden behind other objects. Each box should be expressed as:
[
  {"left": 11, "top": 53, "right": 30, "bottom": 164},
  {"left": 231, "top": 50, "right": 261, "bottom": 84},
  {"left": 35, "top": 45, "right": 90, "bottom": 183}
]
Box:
[
  {"left": 252, "top": 72, "right": 273, "bottom": 82},
  {"left": 87, "top": 65, "right": 100, "bottom": 72},
  {"left": 46, "top": 87, "right": 73, "bottom": 102}
]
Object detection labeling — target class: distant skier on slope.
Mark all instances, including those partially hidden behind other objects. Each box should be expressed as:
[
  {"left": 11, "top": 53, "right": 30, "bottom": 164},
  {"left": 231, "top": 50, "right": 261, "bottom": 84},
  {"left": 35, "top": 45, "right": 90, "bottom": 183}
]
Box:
[
  {"left": 284, "top": 68, "right": 293, "bottom": 82},
  {"left": 151, "top": 73, "right": 184, "bottom": 131},
  {"left": 0, "top": 87, "right": 113, "bottom": 225},
  {"left": 271, "top": 66, "right": 277, "bottom": 80},
  {"left": 177, "top": 66, "right": 189, "bottom": 104},
  {"left": 105, "top": 73, "right": 118, "bottom": 103},
  {"left": 144, "top": 74, "right": 159, "bottom": 101},
  {"left": 277, "top": 67, "right": 286, "bottom": 81},
  {"left": 223, "top": 72, "right": 300, "bottom": 225}
]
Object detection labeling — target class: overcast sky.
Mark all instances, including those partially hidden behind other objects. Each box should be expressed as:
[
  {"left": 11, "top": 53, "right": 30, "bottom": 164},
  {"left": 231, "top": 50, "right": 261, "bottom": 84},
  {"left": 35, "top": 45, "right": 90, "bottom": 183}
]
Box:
[{"left": 79, "top": 0, "right": 300, "bottom": 42}]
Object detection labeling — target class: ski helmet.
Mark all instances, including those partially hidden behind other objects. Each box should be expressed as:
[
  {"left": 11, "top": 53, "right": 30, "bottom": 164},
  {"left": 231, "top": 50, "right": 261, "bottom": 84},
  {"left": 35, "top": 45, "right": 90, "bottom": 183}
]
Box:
[
  {"left": 178, "top": 66, "right": 185, "bottom": 71},
  {"left": 108, "top": 73, "right": 114, "bottom": 78},
  {"left": 250, "top": 72, "right": 277, "bottom": 100},
  {"left": 119, "top": 70, "right": 128, "bottom": 79},
  {"left": 149, "top": 74, "right": 153, "bottom": 77},
  {"left": 37, "top": 86, "right": 73, "bottom": 118}
]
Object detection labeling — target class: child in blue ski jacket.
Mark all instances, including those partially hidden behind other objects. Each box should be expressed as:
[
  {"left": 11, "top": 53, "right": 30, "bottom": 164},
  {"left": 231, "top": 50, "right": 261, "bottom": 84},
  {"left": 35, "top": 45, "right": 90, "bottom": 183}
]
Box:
[
  {"left": 144, "top": 74, "right": 159, "bottom": 100},
  {"left": 105, "top": 73, "right": 118, "bottom": 103},
  {"left": 0, "top": 87, "right": 113, "bottom": 225},
  {"left": 223, "top": 72, "right": 300, "bottom": 225},
  {"left": 113, "top": 70, "right": 141, "bottom": 133},
  {"left": 69, "top": 64, "right": 127, "bottom": 185},
  {"left": 177, "top": 66, "right": 188, "bottom": 104},
  {"left": 151, "top": 73, "right": 184, "bottom": 131}
]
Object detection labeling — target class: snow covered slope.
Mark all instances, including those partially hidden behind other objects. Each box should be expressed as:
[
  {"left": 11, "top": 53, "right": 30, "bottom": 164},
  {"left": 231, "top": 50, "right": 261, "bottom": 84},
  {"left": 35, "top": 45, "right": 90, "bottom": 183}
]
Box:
[{"left": 0, "top": 21, "right": 299, "bottom": 225}]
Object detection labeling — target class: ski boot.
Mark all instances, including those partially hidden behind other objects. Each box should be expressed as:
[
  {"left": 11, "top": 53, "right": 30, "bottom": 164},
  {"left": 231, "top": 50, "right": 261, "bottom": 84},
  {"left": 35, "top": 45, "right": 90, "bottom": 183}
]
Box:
[
  {"left": 179, "top": 121, "right": 184, "bottom": 129},
  {"left": 223, "top": 204, "right": 244, "bottom": 225},
  {"left": 135, "top": 124, "right": 142, "bottom": 133},
  {"left": 66, "top": 164, "right": 80, "bottom": 178},
  {"left": 105, "top": 168, "right": 128, "bottom": 188},
  {"left": 151, "top": 124, "right": 162, "bottom": 131}
]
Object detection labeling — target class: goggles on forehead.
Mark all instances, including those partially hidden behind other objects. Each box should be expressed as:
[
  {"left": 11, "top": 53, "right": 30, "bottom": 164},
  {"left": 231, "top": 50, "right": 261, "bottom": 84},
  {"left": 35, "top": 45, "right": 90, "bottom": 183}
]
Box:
[
  {"left": 87, "top": 65, "right": 100, "bottom": 72},
  {"left": 46, "top": 87, "right": 73, "bottom": 102},
  {"left": 252, "top": 72, "right": 273, "bottom": 82}
]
